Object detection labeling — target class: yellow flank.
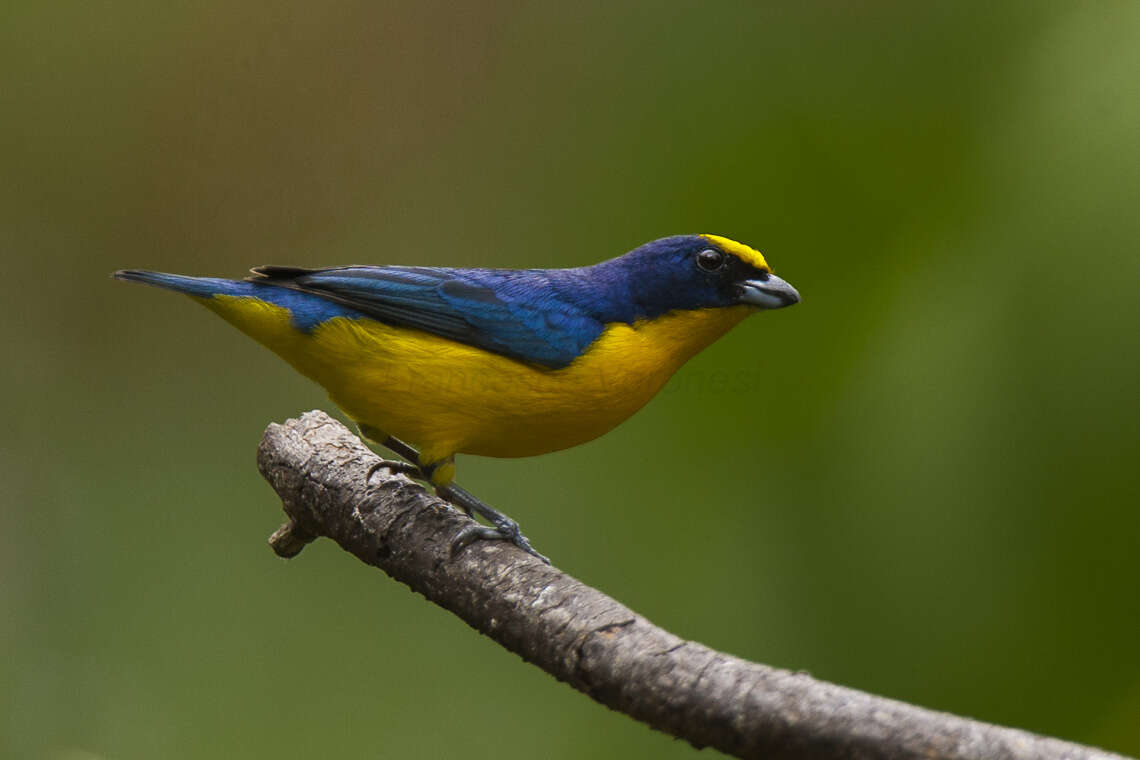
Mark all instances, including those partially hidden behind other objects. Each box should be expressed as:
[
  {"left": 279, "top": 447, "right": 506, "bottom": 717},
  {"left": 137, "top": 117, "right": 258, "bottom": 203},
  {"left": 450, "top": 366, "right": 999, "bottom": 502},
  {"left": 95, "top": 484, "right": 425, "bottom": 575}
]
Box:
[
  {"left": 701, "top": 234, "right": 770, "bottom": 271},
  {"left": 197, "top": 294, "right": 755, "bottom": 471}
]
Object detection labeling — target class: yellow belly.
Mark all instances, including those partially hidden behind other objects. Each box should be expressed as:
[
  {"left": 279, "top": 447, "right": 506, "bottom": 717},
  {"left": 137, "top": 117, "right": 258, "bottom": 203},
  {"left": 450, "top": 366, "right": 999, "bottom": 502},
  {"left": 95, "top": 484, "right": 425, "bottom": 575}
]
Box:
[{"left": 198, "top": 295, "right": 753, "bottom": 464}]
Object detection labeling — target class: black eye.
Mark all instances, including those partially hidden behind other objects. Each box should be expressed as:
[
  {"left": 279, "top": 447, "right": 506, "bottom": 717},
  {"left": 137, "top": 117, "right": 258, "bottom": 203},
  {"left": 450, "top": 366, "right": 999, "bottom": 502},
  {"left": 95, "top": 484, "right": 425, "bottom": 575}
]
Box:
[{"left": 696, "top": 249, "right": 726, "bottom": 272}]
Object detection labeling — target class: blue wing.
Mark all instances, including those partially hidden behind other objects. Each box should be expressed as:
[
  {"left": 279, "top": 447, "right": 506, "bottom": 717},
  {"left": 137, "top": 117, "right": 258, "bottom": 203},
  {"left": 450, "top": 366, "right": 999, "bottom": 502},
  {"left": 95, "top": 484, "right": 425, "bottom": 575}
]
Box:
[{"left": 248, "top": 265, "right": 604, "bottom": 369}]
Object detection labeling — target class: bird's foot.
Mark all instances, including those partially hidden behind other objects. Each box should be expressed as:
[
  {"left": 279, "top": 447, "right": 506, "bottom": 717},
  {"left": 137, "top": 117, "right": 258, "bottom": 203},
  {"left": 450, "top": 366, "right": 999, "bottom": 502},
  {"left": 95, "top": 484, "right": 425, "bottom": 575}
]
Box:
[
  {"left": 440, "top": 483, "right": 550, "bottom": 564},
  {"left": 450, "top": 517, "right": 549, "bottom": 564},
  {"left": 365, "top": 458, "right": 423, "bottom": 483},
  {"left": 363, "top": 458, "right": 476, "bottom": 515},
  {"left": 357, "top": 429, "right": 549, "bottom": 563}
]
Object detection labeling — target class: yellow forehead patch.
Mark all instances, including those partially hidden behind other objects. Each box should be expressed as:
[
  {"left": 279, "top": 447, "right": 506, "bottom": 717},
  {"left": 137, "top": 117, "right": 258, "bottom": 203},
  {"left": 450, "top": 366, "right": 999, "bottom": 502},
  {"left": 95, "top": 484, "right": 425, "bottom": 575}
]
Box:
[{"left": 700, "top": 234, "right": 770, "bottom": 271}]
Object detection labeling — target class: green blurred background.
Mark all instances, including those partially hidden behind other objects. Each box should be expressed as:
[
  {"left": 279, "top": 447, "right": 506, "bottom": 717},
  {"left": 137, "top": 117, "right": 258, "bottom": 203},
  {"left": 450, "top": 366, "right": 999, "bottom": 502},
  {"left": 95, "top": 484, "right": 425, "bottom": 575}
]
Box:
[{"left": 3, "top": 1, "right": 1138, "bottom": 757}]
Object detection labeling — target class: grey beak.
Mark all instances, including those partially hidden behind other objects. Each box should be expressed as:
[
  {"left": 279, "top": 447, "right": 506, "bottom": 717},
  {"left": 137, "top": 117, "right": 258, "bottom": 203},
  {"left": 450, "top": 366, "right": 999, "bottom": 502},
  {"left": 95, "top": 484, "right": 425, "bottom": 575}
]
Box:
[{"left": 738, "top": 274, "right": 801, "bottom": 309}]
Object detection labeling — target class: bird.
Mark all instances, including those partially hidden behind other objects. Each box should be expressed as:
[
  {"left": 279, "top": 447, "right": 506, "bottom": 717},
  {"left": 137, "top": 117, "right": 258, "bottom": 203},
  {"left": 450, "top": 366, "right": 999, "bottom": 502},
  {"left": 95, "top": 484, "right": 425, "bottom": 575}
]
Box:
[{"left": 113, "top": 234, "right": 799, "bottom": 561}]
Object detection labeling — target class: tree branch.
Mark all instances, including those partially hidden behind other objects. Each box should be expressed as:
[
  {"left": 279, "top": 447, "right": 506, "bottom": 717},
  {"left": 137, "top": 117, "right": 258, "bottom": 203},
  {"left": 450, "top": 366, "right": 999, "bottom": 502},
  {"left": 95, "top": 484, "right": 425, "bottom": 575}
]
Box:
[{"left": 256, "top": 411, "right": 1127, "bottom": 760}]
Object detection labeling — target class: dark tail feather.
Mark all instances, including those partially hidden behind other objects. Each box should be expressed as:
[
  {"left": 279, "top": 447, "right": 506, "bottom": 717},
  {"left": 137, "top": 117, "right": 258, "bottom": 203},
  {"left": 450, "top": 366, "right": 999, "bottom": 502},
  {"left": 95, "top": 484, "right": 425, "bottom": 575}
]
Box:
[
  {"left": 247, "top": 265, "right": 318, "bottom": 281},
  {"left": 111, "top": 269, "right": 249, "bottom": 298}
]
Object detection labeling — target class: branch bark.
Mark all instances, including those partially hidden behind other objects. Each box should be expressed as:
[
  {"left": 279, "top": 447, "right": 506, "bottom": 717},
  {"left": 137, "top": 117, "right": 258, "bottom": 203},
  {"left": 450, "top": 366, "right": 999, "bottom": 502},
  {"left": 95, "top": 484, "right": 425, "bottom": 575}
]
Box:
[{"left": 257, "top": 411, "right": 1128, "bottom": 760}]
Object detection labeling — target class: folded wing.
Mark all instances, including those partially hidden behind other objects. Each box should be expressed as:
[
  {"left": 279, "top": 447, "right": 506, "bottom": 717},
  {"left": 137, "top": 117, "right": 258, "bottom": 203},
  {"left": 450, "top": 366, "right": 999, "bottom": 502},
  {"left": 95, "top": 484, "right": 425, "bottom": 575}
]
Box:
[{"left": 248, "top": 265, "right": 602, "bottom": 369}]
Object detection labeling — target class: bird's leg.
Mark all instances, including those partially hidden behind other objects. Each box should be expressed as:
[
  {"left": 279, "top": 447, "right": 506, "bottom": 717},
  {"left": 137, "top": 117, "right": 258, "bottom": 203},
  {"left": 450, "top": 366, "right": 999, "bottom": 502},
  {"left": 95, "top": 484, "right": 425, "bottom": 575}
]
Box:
[
  {"left": 360, "top": 430, "right": 468, "bottom": 512},
  {"left": 357, "top": 425, "right": 549, "bottom": 564},
  {"left": 439, "top": 482, "right": 550, "bottom": 564},
  {"left": 358, "top": 424, "right": 426, "bottom": 484}
]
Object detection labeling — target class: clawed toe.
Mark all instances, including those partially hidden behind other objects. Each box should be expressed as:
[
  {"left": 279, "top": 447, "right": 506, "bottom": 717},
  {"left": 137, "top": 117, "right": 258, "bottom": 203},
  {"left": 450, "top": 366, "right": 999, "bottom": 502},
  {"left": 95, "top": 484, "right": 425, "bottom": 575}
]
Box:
[
  {"left": 451, "top": 524, "right": 505, "bottom": 553},
  {"left": 365, "top": 458, "right": 422, "bottom": 484},
  {"left": 360, "top": 433, "right": 550, "bottom": 563},
  {"left": 450, "top": 521, "right": 551, "bottom": 564}
]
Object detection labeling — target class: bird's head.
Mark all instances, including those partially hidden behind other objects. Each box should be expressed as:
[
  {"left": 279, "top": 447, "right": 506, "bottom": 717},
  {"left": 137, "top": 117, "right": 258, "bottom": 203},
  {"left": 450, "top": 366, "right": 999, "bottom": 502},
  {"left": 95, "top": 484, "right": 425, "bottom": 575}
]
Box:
[{"left": 602, "top": 234, "right": 800, "bottom": 319}]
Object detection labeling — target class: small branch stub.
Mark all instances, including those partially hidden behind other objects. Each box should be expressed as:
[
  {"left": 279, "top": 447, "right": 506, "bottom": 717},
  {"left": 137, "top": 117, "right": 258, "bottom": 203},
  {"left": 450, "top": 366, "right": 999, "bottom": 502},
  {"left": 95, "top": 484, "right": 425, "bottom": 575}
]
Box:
[
  {"left": 268, "top": 519, "right": 315, "bottom": 558},
  {"left": 256, "top": 410, "right": 1129, "bottom": 760}
]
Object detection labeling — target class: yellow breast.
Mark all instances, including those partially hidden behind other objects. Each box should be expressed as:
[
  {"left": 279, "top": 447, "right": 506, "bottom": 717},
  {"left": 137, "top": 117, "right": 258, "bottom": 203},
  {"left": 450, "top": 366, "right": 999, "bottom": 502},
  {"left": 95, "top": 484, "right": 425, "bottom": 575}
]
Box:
[{"left": 198, "top": 295, "right": 754, "bottom": 463}]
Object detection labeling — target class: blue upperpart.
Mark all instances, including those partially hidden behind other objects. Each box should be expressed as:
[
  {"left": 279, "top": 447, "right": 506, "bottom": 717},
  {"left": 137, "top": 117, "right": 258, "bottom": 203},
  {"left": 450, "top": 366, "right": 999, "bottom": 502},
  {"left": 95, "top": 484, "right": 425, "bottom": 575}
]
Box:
[
  {"left": 112, "top": 270, "right": 370, "bottom": 329},
  {"left": 114, "top": 235, "right": 767, "bottom": 368}
]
